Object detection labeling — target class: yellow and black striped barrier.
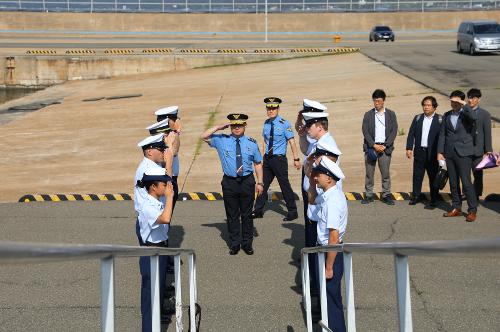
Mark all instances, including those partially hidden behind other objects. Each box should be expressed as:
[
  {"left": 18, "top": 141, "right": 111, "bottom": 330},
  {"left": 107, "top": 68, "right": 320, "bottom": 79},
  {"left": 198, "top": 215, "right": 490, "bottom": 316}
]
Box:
[
  {"left": 65, "top": 49, "right": 96, "bottom": 55},
  {"left": 19, "top": 192, "right": 473, "bottom": 202},
  {"left": 179, "top": 49, "right": 210, "bottom": 53},
  {"left": 217, "top": 49, "right": 247, "bottom": 54},
  {"left": 328, "top": 47, "right": 360, "bottom": 54},
  {"left": 291, "top": 48, "right": 322, "bottom": 53},
  {"left": 26, "top": 50, "right": 57, "bottom": 55},
  {"left": 19, "top": 194, "right": 132, "bottom": 202},
  {"left": 104, "top": 49, "right": 135, "bottom": 55},
  {"left": 254, "top": 49, "right": 285, "bottom": 53},
  {"left": 142, "top": 48, "right": 173, "bottom": 54}
]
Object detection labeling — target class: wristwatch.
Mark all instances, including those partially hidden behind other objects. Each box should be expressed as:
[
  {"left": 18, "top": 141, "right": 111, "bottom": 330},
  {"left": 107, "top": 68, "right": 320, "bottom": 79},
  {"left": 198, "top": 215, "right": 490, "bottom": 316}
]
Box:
[
  {"left": 293, "top": 158, "right": 300, "bottom": 161},
  {"left": 257, "top": 183, "right": 264, "bottom": 186}
]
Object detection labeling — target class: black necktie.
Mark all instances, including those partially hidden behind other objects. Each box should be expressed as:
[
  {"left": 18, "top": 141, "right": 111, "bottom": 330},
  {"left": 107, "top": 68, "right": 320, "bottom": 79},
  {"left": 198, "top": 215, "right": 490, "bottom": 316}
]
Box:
[
  {"left": 236, "top": 138, "right": 243, "bottom": 176},
  {"left": 268, "top": 121, "right": 274, "bottom": 155}
]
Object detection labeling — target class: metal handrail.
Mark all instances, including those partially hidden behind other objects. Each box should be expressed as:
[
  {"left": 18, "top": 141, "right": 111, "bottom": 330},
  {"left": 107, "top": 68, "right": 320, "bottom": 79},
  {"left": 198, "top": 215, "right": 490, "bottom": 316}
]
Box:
[
  {"left": 300, "top": 237, "right": 500, "bottom": 332},
  {"left": 0, "top": 241, "right": 198, "bottom": 332}
]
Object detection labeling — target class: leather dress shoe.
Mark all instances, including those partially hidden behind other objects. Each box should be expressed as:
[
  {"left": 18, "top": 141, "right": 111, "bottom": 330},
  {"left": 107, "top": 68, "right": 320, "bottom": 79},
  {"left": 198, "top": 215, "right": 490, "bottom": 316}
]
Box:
[
  {"left": 381, "top": 196, "right": 395, "bottom": 205},
  {"left": 283, "top": 212, "right": 298, "bottom": 222},
  {"left": 361, "top": 196, "right": 374, "bottom": 204},
  {"left": 443, "top": 208, "right": 462, "bottom": 217},
  {"left": 229, "top": 246, "right": 240, "bottom": 255},
  {"left": 408, "top": 198, "right": 420, "bottom": 205},
  {"left": 251, "top": 211, "right": 263, "bottom": 219},
  {"left": 243, "top": 247, "right": 254, "bottom": 255},
  {"left": 466, "top": 211, "right": 477, "bottom": 222}
]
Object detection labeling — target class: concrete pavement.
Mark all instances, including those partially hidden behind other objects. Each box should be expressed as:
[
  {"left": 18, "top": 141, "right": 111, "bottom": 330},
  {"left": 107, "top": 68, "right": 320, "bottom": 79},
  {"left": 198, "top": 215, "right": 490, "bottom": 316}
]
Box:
[{"left": 0, "top": 200, "right": 499, "bottom": 331}]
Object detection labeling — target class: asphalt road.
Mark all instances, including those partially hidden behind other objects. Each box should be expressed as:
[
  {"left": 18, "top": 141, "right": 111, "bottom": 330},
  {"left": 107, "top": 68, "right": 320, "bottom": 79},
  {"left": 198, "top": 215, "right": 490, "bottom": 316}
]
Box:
[{"left": 1, "top": 200, "right": 499, "bottom": 331}]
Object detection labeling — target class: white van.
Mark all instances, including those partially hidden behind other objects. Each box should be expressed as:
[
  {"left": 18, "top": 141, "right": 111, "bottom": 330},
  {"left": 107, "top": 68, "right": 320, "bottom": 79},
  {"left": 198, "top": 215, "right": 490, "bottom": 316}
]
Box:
[{"left": 457, "top": 20, "right": 500, "bottom": 55}]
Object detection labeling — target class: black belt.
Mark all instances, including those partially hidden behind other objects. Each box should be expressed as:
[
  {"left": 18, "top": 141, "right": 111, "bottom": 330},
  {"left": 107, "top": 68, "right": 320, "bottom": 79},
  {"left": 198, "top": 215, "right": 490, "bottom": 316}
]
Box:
[
  {"left": 144, "top": 240, "right": 168, "bottom": 247},
  {"left": 223, "top": 174, "right": 253, "bottom": 180},
  {"left": 375, "top": 142, "right": 386, "bottom": 145},
  {"left": 265, "top": 154, "right": 285, "bottom": 158}
]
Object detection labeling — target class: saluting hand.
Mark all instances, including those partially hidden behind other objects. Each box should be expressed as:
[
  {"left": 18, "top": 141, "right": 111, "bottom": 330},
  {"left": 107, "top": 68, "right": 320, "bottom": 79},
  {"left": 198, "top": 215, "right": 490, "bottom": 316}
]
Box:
[
  {"left": 164, "top": 182, "right": 174, "bottom": 198},
  {"left": 218, "top": 123, "right": 230, "bottom": 131}
]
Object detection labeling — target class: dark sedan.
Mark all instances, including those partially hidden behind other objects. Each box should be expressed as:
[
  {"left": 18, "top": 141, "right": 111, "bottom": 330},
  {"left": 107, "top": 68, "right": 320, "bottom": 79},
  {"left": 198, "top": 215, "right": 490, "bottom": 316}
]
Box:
[{"left": 369, "top": 26, "right": 395, "bottom": 42}]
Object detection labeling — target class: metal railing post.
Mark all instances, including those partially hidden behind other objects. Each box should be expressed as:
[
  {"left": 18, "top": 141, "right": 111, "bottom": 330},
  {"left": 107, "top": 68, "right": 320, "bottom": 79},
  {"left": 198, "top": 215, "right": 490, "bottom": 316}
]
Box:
[
  {"left": 318, "top": 252, "right": 329, "bottom": 331},
  {"left": 174, "top": 255, "right": 183, "bottom": 331},
  {"left": 344, "top": 252, "right": 356, "bottom": 332},
  {"left": 302, "top": 253, "right": 313, "bottom": 332},
  {"left": 188, "top": 253, "right": 197, "bottom": 332},
  {"left": 394, "top": 255, "right": 413, "bottom": 332},
  {"left": 43, "top": 0, "right": 46, "bottom": 11},
  {"left": 90, "top": 0, "right": 93, "bottom": 13},
  {"left": 101, "top": 257, "right": 115, "bottom": 332},
  {"left": 150, "top": 255, "right": 161, "bottom": 332}
]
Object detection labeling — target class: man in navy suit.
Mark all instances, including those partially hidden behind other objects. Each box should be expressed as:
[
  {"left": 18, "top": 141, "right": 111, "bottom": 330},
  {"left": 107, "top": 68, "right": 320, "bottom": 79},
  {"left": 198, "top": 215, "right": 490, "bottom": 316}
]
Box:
[
  {"left": 406, "top": 96, "right": 443, "bottom": 207},
  {"left": 467, "top": 88, "right": 493, "bottom": 199},
  {"left": 437, "top": 90, "right": 478, "bottom": 222}
]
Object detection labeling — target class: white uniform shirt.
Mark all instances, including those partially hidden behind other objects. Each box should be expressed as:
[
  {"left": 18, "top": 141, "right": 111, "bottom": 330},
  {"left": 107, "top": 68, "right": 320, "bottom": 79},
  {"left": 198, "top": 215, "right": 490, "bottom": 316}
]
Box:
[
  {"left": 316, "top": 185, "right": 348, "bottom": 245},
  {"left": 374, "top": 109, "right": 386, "bottom": 143},
  {"left": 138, "top": 194, "right": 169, "bottom": 243},
  {"left": 302, "top": 132, "right": 342, "bottom": 193},
  {"left": 134, "top": 157, "right": 165, "bottom": 213},
  {"left": 420, "top": 113, "right": 435, "bottom": 148}
]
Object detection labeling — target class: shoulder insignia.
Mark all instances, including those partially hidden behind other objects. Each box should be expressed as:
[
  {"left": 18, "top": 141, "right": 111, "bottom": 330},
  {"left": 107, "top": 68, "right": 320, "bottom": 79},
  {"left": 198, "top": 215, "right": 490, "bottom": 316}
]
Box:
[
  {"left": 279, "top": 118, "right": 286, "bottom": 124},
  {"left": 222, "top": 134, "right": 230, "bottom": 138},
  {"left": 248, "top": 137, "right": 257, "bottom": 144}
]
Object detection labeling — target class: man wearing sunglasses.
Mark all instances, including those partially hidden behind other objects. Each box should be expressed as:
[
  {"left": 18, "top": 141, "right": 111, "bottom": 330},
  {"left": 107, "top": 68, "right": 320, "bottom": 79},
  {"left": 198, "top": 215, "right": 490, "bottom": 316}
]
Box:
[{"left": 252, "top": 97, "right": 301, "bottom": 221}]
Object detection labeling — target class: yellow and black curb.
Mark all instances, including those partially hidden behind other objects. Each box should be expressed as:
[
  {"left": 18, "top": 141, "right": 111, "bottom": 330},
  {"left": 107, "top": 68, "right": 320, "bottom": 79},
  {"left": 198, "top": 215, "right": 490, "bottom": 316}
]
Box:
[
  {"left": 291, "top": 48, "right": 322, "bottom": 53},
  {"left": 19, "top": 194, "right": 132, "bottom": 202},
  {"left": 180, "top": 49, "right": 210, "bottom": 53},
  {"left": 254, "top": 49, "right": 285, "bottom": 53},
  {"left": 20, "top": 192, "right": 495, "bottom": 203},
  {"left": 104, "top": 49, "right": 135, "bottom": 55},
  {"left": 26, "top": 50, "right": 57, "bottom": 55},
  {"left": 66, "top": 49, "right": 96, "bottom": 55},
  {"left": 142, "top": 48, "right": 172, "bottom": 54},
  {"left": 217, "top": 49, "right": 247, "bottom": 53}
]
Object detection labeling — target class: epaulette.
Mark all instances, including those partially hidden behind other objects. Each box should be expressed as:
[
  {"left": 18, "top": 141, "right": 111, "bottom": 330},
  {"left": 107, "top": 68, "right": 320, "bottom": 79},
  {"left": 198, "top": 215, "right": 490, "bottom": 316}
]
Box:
[
  {"left": 248, "top": 137, "right": 257, "bottom": 144},
  {"left": 222, "top": 134, "right": 230, "bottom": 138},
  {"left": 279, "top": 118, "right": 286, "bottom": 124}
]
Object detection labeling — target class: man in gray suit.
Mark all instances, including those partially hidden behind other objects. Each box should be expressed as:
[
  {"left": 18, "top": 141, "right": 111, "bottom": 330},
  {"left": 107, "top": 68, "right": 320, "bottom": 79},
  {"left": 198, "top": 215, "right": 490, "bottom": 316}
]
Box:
[
  {"left": 437, "top": 90, "right": 478, "bottom": 222},
  {"left": 467, "top": 88, "right": 493, "bottom": 199},
  {"left": 361, "top": 89, "right": 398, "bottom": 205}
]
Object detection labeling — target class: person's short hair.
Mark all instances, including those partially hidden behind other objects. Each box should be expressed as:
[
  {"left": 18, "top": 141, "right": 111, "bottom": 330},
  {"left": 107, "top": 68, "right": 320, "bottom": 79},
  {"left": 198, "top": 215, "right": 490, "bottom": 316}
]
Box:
[
  {"left": 467, "top": 88, "right": 482, "bottom": 99},
  {"left": 421, "top": 96, "right": 438, "bottom": 108},
  {"left": 372, "top": 89, "right": 386, "bottom": 100},
  {"left": 449, "top": 90, "right": 465, "bottom": 100}
]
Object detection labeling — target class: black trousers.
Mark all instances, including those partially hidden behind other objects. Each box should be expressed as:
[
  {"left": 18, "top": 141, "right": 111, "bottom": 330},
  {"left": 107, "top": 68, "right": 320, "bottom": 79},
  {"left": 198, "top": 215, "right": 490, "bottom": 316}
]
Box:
[
  {"left": 253, "top": 155, "right": 297, "bottom": 214},
  {"left": 412, "top": 148, "right": 439, "bottom": 202},
  {"left": 446, "top": 149, "right": 477, "bottom": 212},
  {"left": 472, "top": 156, "right": 484, "bottom": 197},
  {"left": 222, "top": 174, "right": 255, "bottom": 249},
  {"left": 172, "top": 175, "right": 179, "bottom": 212}
]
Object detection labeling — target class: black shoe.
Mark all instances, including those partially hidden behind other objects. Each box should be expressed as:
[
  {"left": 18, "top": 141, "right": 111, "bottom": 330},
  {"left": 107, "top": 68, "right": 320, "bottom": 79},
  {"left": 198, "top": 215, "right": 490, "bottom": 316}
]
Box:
[
  {"left": 229, "top": 246, "right": 240, "bottom": 255},
  {"left": 361, "top": 196, "right": 374, "bottom": 204},
  {"left": 243, "top": 247, "right": 254, "bottom": 255},
  {"left": 408, "top": 198, "right": 420, "bottom": 205},
  {"left": 251, "top": 211, "right": 263, "bottom": 219},
  {"left": 428, "top": 200, "right": 438, "bottom": 207},
  {"left": 283, "top": 212, "right": 298, "bottom": 222},
  {"left": 381, "top": 196, "right": 395, "bottom": 205}
]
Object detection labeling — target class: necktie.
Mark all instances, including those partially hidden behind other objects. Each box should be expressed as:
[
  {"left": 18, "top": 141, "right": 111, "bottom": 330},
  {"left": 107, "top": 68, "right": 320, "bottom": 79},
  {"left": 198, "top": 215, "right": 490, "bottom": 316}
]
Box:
[
  {"left": 268, "top": 121, "right": 274, "bottom": 155},
  {"left": 236, "top": 138, "right": 243, "bottom": 176}
]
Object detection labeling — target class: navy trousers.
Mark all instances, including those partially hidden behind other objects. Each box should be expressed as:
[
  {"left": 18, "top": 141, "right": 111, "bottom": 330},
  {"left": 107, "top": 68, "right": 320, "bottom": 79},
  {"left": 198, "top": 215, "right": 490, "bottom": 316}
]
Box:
[
  {"left": 302, "top": 169, "right": 318, "bottom": 291},
  {"left": 317, "top": 252, "right": 346, "bottom": 332},
  {"left": 139, "top": 249, "right": 168, "bottom": 332}
]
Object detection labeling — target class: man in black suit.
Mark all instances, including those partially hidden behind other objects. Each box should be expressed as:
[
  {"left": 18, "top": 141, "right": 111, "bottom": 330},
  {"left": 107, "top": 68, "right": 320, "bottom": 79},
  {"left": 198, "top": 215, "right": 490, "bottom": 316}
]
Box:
[
  {"left": 467, "top": 88, "right": 493, "bottom": 199},
  {"left": 437, "top": 90, "right": 478, "bottom": 222},
  {"left": 361, "top": 89, "right": 398, "bottom": 205},
  {"left": 406, "top": 96, "right": 442, "bottom": 207}
]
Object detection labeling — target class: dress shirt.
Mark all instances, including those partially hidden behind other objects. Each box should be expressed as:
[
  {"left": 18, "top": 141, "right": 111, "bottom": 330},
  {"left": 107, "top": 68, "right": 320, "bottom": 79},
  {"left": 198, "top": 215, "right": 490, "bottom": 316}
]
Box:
[
  {"left": 374, "top": 108, "right": 386, "bottom": 143},
  {"left": 420, "top": 113, "right": 435, "bottom": 148},
  {"left": 316, "top": 185, "right": 348, "bottom": 245}
]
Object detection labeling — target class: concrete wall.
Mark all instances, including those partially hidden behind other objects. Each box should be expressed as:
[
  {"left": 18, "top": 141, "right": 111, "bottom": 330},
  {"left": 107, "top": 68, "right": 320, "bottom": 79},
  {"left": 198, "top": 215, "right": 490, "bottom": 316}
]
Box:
[
  {"left": 1, "top": 11, "right": 500, "bottom": 33},
  {"left": 0, "top": 53, "right": 324, "bottom": 87}
]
